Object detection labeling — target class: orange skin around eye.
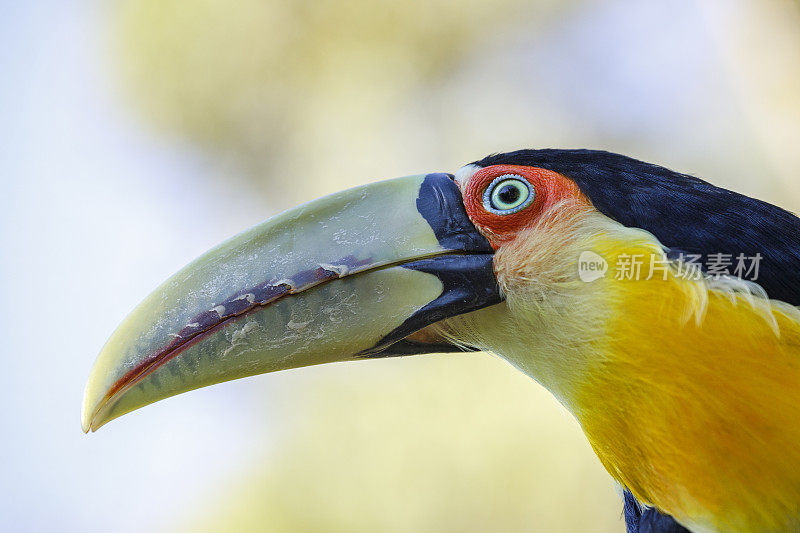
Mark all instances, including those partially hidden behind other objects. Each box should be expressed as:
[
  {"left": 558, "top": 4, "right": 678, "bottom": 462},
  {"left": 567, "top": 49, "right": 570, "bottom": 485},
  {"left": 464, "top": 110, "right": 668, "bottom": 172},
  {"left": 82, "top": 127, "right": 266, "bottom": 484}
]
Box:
[{"left": 462, "top": 164, "right": 587, "bottom": 249}]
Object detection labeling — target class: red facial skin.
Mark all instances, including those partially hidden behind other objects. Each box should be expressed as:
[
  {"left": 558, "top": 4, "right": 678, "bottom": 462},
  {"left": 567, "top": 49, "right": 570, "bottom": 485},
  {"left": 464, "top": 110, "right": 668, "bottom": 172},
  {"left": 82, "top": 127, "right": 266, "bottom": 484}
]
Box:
[{"left": 461, "top": 165, "right": 586, "bottom": 249}]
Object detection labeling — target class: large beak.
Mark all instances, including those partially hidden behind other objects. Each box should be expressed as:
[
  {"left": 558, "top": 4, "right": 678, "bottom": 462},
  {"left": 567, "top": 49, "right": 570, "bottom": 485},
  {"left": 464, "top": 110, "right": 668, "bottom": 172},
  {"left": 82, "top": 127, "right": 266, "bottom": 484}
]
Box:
[{"left": 82, "top": 173, "right": 502, "bottom": 432}]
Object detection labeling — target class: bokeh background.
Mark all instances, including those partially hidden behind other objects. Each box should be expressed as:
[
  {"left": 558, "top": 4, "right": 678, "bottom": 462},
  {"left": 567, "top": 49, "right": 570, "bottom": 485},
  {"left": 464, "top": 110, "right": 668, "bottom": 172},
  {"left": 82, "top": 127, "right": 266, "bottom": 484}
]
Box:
[{"left": 3, "top": 0, "right": 800, "bottom": 531}]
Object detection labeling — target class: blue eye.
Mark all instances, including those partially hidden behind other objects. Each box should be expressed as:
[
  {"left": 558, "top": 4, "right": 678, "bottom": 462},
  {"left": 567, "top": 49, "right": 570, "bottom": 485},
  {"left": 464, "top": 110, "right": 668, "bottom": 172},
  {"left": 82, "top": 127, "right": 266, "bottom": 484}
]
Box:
[{"left": 483, "top": 175, "right": 534, "bottom": 215}]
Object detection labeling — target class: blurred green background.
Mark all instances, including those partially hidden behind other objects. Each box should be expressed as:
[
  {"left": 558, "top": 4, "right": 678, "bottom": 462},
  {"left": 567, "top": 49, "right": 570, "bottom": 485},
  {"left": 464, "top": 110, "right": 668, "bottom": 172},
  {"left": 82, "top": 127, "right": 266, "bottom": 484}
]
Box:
[{"left": 2, "top": 0, "right": 800, "bottom": 531}]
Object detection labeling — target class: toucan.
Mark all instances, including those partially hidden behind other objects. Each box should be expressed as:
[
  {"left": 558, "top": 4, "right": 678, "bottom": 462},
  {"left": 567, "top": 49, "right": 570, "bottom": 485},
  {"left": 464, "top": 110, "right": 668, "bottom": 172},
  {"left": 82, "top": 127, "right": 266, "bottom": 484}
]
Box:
[{"left": 82, "top": 149, "right": 800, "bottom": 533}]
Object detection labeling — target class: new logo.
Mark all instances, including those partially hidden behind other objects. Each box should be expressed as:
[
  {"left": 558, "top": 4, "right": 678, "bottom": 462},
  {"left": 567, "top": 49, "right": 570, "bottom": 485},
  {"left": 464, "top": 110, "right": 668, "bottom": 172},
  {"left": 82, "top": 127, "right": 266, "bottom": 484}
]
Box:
[{"left": 578, "top": 251, "right": 608, "bottom": 282}]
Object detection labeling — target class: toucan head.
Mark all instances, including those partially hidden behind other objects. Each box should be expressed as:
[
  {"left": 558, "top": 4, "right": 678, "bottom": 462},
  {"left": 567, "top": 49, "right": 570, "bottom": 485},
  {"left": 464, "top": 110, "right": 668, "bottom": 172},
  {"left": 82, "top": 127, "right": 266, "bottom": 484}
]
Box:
[{"left": 81, "top": 148, "right": 765, "bottom": 431}]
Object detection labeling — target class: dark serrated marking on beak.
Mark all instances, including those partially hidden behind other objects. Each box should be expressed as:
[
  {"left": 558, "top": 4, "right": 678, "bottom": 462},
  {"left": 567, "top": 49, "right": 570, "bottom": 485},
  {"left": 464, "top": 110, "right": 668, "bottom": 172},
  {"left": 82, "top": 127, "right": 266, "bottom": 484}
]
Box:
[{"left": 102, "top": 255, "right": 374, "bottom": 404}]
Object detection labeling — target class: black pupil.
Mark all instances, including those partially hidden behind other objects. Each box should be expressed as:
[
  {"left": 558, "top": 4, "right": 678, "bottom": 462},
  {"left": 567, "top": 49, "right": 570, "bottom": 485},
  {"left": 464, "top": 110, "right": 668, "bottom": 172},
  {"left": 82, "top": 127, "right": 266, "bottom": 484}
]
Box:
[{"left": 497, "top": 184, "right": 521, "bottom": 205}]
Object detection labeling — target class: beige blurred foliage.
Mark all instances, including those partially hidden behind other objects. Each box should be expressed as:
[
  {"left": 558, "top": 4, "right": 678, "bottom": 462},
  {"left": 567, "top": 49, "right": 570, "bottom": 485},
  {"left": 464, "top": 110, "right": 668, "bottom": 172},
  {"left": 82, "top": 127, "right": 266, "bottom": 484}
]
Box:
[
  {"left": 114, "top": 0, "right": 566, "bottom": 201},
  {"left": 113, "top": 0, "right": 800, "bottom": 208},
  {"left": 181, "top": 354, "right": 622, "bottom": 533}
]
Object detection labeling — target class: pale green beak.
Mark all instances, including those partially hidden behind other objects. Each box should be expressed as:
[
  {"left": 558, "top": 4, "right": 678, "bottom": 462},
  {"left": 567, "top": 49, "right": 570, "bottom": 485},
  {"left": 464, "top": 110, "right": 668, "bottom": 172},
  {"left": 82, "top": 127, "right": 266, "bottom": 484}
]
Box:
[{"left": 82, "top": 173, "right": 501, "bottom": 432}]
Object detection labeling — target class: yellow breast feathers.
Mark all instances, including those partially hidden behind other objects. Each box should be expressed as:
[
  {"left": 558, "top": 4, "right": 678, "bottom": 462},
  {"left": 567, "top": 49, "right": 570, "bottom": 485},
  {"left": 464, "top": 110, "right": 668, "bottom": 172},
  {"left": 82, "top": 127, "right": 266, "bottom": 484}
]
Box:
[{"left": 576, "top": 234, "right": 800, "bottom": 533}]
